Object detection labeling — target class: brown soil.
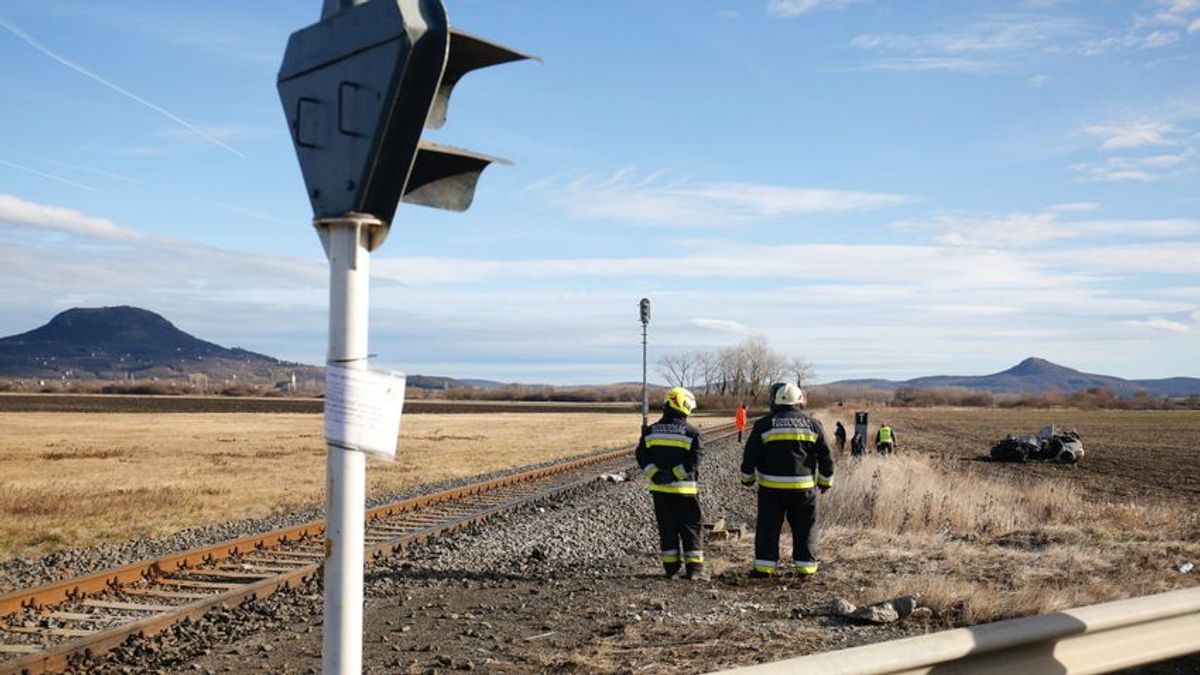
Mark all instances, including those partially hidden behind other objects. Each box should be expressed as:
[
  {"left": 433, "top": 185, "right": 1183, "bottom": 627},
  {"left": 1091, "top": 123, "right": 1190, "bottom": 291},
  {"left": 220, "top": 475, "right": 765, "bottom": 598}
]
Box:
[{"left": 821, "top": 407, "right": 1200, "bottom": 506}]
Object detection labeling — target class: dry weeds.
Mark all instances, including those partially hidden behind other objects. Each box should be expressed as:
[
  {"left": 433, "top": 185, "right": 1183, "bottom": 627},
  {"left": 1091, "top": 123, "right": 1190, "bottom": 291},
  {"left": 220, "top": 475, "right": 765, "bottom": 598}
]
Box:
[
  {"left": 816, "top": 447, "right": 1200, "bottom": 624},
  {"left": 0, "top": 411, "right": 722, "bottom": 560}
]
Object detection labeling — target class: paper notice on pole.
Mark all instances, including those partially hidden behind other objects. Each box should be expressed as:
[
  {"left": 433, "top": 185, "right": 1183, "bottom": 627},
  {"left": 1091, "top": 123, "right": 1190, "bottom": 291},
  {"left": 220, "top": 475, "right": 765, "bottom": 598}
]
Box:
[{"left": 324, "top": 364, "right": 406, "bottom": 460}]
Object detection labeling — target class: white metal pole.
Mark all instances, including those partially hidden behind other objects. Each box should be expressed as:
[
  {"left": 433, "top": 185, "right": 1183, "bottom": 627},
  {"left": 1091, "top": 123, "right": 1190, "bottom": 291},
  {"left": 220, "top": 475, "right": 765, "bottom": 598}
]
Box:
[{"left": 318, "top": 217, "right": 373, "bottom": 675}]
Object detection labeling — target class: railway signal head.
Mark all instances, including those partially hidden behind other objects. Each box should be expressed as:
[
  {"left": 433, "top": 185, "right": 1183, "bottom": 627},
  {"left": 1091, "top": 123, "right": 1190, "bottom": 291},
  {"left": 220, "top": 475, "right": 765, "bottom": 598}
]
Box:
[
  {"left": 277, "top": 0, "right": 534, "bottom": 237},
  {"left": 640, "top": 298, "right": 651, "bottom": 325}
]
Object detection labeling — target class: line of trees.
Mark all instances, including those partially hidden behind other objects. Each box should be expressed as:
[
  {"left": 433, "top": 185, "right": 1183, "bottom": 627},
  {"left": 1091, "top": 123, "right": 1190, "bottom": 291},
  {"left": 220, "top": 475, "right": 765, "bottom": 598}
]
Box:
[{"left": 656, "top": 335, "right": 814, "bottom": 401}]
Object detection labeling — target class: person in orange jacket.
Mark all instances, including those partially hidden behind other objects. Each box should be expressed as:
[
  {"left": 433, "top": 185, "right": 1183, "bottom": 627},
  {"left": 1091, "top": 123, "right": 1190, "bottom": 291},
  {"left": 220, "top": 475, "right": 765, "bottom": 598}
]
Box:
[{"left": 735, "top": 402, "right": 747, "bottom": 442}]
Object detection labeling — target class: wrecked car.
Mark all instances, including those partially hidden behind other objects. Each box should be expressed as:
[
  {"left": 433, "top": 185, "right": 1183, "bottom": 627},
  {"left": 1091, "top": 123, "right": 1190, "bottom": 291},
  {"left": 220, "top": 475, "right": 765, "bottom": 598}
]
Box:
[{"left": 990, "top": 425, "right": 1084, "bottom": 464}]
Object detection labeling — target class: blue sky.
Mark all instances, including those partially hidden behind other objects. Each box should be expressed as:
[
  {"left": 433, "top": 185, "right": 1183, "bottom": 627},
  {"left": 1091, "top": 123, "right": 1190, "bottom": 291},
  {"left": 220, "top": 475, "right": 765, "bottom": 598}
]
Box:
[{"left": 0, "top": 0, "right": 1197, "bottom": 384}]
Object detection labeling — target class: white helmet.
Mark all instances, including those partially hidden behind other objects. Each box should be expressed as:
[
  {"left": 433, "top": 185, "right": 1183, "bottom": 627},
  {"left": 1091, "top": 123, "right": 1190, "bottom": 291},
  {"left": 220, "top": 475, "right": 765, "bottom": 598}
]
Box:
[{"left": 774, "top": 382, "right": 805, "bottom": 406}]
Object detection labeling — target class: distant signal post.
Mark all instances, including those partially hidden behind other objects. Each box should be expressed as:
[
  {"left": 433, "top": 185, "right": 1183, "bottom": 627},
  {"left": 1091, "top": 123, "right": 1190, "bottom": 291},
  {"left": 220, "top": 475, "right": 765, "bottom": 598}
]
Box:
[
  {"left": 276, "top": 2, "right": 532, "bottom": 672},
  {"left": 640, "top": 298, "right": 651, "bottom": 429}
]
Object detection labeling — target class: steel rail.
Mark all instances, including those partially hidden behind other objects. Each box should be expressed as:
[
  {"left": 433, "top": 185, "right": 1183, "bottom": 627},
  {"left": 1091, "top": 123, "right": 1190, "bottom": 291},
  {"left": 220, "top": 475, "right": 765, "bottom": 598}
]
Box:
[
  {"left": 715, "top": 586, "right": 1200, "bottom": 675},
  {"left": 1, "top": 421, "right": 738, "bottom": 674}
]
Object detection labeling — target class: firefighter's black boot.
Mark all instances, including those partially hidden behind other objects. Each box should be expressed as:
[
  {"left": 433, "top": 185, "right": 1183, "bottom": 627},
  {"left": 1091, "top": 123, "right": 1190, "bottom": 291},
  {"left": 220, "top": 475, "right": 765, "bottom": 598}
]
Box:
[
  {"left": 684, "top": 564, "right": 710, "bottom": 581},
  {"left": 663, "top": 561, "right": 682, "bottom": 578}
]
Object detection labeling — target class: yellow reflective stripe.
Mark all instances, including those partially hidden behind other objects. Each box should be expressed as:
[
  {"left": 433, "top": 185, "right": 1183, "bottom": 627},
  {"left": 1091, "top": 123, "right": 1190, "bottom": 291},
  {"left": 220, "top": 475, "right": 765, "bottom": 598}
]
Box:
[
  {"left": 646, "top": 438, "right": 692, "bottom": 450},
  {"left": 753, "top": 561, "right": 776, "bottom": 574},
  {"left": 763, "top": 431, "right": 817, "bottom": 442},
  {"left": 643, "top": 464, "right": 659, "bottom": 478},
  {"left": 757, "top": 478, "right": 815, "bottom": 490},
  {"left": 795, "top": 564, "right": 818, "bottom": 575},
  {"left": 817, "top": 475, "right": 833, "bottom": 487},
  {"left": 684, "top": 555, "right": 704, "bottom": 563},
  {"left": 649, "top": 482, "right": 699, "bottom": 495},
  {"left": 661, "top": 554, "right": 680, "bottom": 562},
  {"left": 671, "top": 464, "right": 688, "bottom": 480}
]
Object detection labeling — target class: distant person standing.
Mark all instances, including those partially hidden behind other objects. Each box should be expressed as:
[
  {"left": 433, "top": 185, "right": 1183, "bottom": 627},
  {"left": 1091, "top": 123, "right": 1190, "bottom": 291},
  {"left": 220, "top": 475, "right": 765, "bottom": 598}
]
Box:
[
  {"left": 635, "top": 387, "right": 708, "bottom": 581},
  {"left": 834, "top": 421, "right": 847, "bottom": 454},
  {"left": 850, "top": 431, "right": 865, "bottom": 457},
  {"left": 735, "top": 402, "right": 747, "bottom": 442},
  {"left": 875, "top": 423, "right": 897, "bottom": 455},
  {"left": 739, "top": 383, "right": 834, "bottom": 578}
]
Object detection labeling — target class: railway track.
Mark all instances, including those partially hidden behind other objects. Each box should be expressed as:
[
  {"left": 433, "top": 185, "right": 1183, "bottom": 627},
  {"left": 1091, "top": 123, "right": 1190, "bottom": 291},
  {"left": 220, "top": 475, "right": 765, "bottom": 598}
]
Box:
[{"left": 0, "top": 421, "right": 739, "bottom": 674}]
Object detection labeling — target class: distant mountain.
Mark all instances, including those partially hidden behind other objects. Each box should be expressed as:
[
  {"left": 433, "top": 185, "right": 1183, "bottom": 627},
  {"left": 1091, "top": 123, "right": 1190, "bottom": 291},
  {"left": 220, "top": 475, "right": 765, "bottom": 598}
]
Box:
[
  {"left": 0, "top": 306, "right": 319, "bottom": 385},
  {"left": 827, "top": 357, "right": 1200, "bottom": 397},
  {"left": 406, "top": 375, "right": 506, "bottom": 390}
]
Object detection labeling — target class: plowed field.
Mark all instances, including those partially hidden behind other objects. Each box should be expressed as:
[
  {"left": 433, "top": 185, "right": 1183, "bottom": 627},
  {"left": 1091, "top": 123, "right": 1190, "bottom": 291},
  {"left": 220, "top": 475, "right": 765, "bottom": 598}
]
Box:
[{"left": 821, "top": 408, "right": 1200, "bottom": 506}]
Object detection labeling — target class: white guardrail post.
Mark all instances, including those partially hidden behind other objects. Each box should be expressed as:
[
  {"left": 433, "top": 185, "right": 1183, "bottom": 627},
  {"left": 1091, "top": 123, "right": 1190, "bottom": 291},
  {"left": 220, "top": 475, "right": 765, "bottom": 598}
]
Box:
[{"left": 714, "top": 586, "right": 1200, "bottom": 675}]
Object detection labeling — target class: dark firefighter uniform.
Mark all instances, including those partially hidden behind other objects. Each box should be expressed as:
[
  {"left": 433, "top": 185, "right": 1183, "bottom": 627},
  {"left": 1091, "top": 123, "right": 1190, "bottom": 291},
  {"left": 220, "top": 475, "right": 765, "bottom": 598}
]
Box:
[
  {"left": 636, "top": 387, "right": 705, "bottom": 579},
  {"left": 740, "top": 384, "right": 833, "bottom": 577}
]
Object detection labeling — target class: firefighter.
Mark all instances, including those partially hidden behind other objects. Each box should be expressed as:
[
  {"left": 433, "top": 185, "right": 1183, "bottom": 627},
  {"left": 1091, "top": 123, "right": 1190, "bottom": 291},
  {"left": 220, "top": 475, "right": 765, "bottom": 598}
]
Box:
[
  {"left": 875, "top": 423, "right": 897, "bottom": 455},
  {"left": 635, "top": 387, "right": 707, "bottom": 581},
  {"left": 834, "top": 421, "right": 847, "bottom": 453},
  {"left": 740, "top": 383, "right": 833, "bottom": 578},
  {"left": 735, "top": 402, "right": 747, "bottom": 442}
]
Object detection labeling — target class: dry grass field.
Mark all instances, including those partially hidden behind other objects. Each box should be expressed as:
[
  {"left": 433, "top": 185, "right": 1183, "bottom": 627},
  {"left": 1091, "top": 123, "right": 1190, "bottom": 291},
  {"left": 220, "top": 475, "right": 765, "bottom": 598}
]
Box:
[
  {"left": 807, "top": 408, "right": 1200, "bottom": 623},
  {"left": 0, "top": 411, "right": 723, "bottom": 560}
]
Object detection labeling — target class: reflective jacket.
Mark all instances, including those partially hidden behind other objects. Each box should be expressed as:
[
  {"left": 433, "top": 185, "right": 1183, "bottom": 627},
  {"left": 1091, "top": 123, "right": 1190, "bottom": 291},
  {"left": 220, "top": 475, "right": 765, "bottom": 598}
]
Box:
[
  {"left": 876, "top": 426, "right": 895, "bottom": 445},
  {"left": 735, "top": 406, "right": 747, "bottom": 430},
  {"left": 740, "top": 407, "right": 834, "bottom": 490},
  {"left": 636, "top": 409, "right": 704, "bottom": 495}
]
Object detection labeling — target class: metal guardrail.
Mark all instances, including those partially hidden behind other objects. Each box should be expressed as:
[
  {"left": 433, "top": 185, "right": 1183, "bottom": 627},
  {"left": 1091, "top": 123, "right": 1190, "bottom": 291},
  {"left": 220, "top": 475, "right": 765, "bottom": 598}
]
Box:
[{"left": 716, "top": 586, "right": 1200, "bottom": 675}]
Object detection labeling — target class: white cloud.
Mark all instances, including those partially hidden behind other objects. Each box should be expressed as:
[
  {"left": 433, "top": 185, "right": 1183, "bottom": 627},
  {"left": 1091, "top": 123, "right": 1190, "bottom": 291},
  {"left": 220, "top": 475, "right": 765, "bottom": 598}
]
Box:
[
  {"left": 1029, "top": 73, "right": 1051, "bottom": 87},
  {"left": 1047, "top": 202, "right": 1100, "bottom": 212},
  {"left": 894, "top": 211, "right": 1069, "bottom": 246},
  {"left": 691, "top": 318, "right": 755, "bottom": 335},
  {"left": 1141, "top": 0, "right": 1200, "bottom": 30},
  {"left": 1126, "top": 316, "right": 1192, "bottom": 333},
  {"left": 1081, "top": 30, "right": 1182, "bottom": 54},
  {"left": 0, "top": 193, "right": 146, "bottom": 241},
  {"left": 3, "top": 195, "right": 1196, "bottom": 384},
  {"left": 851, "top": 15, "right": 1082, "bottom": 55},
  {"left": 892, "top": 209, "right": 1200, "bottom": 247},
  {"left": 1083, "top": 122, "right": 1180, "bottom": 150},
  {"left": 1050, "top": 243, "right": 1200, "bottom": 275},
  {"left": 531, "top": 169, "right": 915, "bottom": 227},
  {"left": 1070, "top": 152, "right": 1191, "bottom": 181},
  {"left": 767, "top": 0, "right": 859, "bottom": 18},
  {"left": 846, "top": 57, "right": 1002, "bottom": 73}
]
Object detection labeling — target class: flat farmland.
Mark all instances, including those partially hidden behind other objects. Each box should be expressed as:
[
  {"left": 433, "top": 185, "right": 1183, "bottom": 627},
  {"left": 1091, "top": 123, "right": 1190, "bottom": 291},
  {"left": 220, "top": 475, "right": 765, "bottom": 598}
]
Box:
[
  {"left": 0, "top": 410, "right": 722, "bottom": 560},
  {"left": 820, "top": 407, "right": 1200, "bottom": 505}
]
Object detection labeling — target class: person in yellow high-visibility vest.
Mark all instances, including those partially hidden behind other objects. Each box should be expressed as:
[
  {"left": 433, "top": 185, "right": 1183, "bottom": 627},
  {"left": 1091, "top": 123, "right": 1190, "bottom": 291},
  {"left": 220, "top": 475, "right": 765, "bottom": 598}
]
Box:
[{"left": 875, "top": 423, "right": 897, "bottom": 455}]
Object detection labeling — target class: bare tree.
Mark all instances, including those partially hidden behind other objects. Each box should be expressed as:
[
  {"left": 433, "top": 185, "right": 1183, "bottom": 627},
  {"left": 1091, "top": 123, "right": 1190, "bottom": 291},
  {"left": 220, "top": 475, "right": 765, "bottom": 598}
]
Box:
[
  {"left": 657, "top": 352, "right": 697, "bottom": 388},
  {"left": 657, "top": 336, "right": 813, "bottom": 402},
  {"left": 695, "top": 349, "right": 719, "bottom": 395},
  {"left": 790, "top": 357, "right": 816, "bottom": 389}
]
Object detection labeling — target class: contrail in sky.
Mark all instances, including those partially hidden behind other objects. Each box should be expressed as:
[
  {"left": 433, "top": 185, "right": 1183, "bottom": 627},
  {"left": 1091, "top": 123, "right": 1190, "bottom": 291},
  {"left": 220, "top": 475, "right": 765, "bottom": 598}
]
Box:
[
  {"left": 0, "top": 159, "right": 97, "bottom": 191},
  {"left": 0, "top": 15, "right": 246, "bottom": 158}
]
